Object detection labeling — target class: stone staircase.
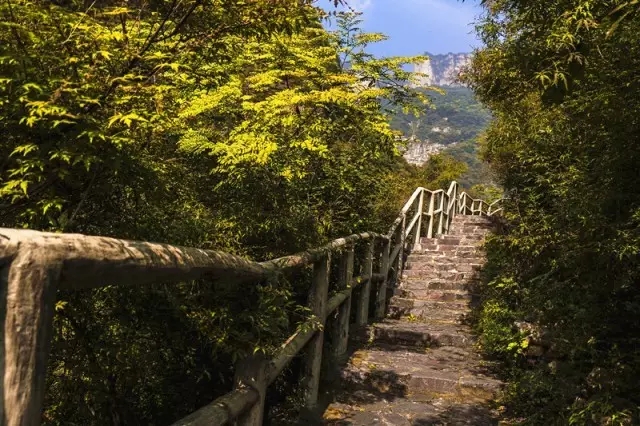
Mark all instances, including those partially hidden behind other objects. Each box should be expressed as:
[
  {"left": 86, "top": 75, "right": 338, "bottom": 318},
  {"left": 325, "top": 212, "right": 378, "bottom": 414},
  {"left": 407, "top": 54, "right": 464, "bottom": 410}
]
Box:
[{"left": 322, "top": 215, "right": 502, "bottom": 425}]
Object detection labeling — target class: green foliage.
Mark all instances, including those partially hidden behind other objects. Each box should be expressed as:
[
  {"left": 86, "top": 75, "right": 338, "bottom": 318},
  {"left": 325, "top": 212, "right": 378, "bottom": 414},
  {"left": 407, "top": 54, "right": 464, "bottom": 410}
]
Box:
[
  {"left": 468, "top": 183, "right": 503, "bottom": 204},
  {"left": 465, "top": 0, "right": 640, "bottom": 423},
  {"left": 0, "top": 0, "right": 313, "bottom": 232},
  {"left": 373, "top": 153, "right": 468, "bottom": 227}
]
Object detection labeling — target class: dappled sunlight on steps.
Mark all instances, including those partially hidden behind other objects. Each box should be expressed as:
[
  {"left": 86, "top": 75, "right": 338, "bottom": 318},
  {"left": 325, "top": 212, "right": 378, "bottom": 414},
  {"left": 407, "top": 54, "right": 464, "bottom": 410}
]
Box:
[{"left": 321, "top": 215, "right": 502, "bottom": 425}]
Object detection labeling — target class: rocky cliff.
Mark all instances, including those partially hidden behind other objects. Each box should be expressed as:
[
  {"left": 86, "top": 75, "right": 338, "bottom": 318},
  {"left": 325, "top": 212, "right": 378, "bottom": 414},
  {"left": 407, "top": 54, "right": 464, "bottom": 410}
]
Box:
[{"left": 412, "top": 52, "right": 471, "bottom": 87}]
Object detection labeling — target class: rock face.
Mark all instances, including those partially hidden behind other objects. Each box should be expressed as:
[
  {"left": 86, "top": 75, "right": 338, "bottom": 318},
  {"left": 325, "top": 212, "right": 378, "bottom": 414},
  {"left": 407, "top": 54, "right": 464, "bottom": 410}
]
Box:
[
  {"left": 322, "top": 215, "right": 503, "bottom": 425},
  {"left": 413, "top": 52, "right": 472, "bottom": 87}
]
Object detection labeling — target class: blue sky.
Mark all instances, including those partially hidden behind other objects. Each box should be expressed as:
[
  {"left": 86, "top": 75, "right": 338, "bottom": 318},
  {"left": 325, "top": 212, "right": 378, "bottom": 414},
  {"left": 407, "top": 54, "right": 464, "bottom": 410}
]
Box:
[{"left": 323, "top": 0, "right": 483, "bottom": 56}]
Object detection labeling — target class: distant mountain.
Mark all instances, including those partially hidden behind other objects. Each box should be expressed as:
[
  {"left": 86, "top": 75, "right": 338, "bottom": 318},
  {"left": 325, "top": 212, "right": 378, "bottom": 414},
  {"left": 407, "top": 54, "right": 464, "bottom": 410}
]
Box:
[
  {"left": 412, "top": 52, "right": 471, "bottom": 87},
  {"left": 391, "top": 87, "right": 493, "bottom": 188},
  {"left": 389, "top": 52, "right": 493, "bottom": 187},
  {"left": 392, "top": 87, "right": 489, "bottom": 146}
]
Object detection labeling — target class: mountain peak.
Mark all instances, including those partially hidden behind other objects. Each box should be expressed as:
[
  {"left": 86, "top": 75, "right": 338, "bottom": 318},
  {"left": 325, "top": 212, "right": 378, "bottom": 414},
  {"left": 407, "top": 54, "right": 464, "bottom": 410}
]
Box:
[{"left": 413, "top": 52, "right": 472, "bottom": 88}]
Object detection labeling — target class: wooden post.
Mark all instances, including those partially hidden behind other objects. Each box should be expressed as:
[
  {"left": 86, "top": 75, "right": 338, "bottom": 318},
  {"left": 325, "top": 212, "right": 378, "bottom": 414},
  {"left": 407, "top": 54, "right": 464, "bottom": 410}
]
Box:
[
  {"left": 305, "top": 255, "right": 331, "bottom": 410},
  {"left": 234, "top": 353, "right": 268, "bottom": 426},
  {"left": 303, "top": 254, "right": 330, "bottom": 410},
  {"left": 427, "top": 192, "right": 435, "bottom": 238},
  {"left": 453, "top": 184, "right": 458, "bottom": 217},
  {"left": 438, "top": 192, "right": 445, "bottom": 235},
  {"left": 2, "top": 248, "right": 60, "bottom": 426},
  {"left": 396, "top": 214, "right": 406, "bottom": 277},
  {"left": 445, "top": 193, "right": 452, "bottom": 233},
  {"left": 413, "top": 190, "right": 425, "bottom": 249},
  {"left": 376, "top": 239, "right": 391, "bottom": 319},
  {"left": 333, "top": 245, "right": 354, "bottom": 362},
  {"left": 356, "top": 241, "right": 373, "bottom": 326},
  {"left": 460, "top": 193, "right": 467, "bottom": 215}
]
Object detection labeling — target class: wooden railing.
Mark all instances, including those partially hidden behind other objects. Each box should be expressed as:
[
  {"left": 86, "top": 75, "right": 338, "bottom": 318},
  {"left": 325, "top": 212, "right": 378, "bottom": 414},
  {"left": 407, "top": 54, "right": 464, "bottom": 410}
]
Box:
[{"left": 0, "top": 181, "right": 500, "bottom": 426}]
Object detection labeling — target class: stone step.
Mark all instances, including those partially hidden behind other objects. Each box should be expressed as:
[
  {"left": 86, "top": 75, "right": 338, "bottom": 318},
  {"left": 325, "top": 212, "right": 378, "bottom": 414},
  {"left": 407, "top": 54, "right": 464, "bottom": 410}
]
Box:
[
  {"left": 369, "top": 319, "right": 474, "bottom": 348},
  {"left": 407, "top": 251, "right": 486, "bottom": 264},
  {"left": 405, "top": 261, "right": 483, "bottom": 274},
  {"left": 402, "top": 269, "right": 471, "bottom": 281},
  {"left": 449, "top": 226, "right": 492, "bottom": 232},
  {"left": 450, "top": 222, "right": 493, "bottom": 229},
  {"left": 416, "top": 242, "right": 481, "bottom": 250},
  {"left": 449, "top": 231, "right": 491, "bottom": 237},
  {"left": 406, "top": 258, "right": 477, "bottom": 265},
  {"left": 460, "top": 234, "right": 488, "bottom": 241},
  {"left": 340, "top": 347, "right": 502, "bottom": 398},
  {"left": 452, "top": 215, "right": 493, "bottom": 223},
  {"left": 398, "top": 289, "right": 475, "bottom": 303},
  {"left": 407, "top": 279, "right": 474, "bottom": 291},
  {"left": 404, "top": 261, "right": 457, "bottom": 271},
  {"left": 399, "top": 282, "right": 478, "bottom": 294},
  {"left": 455, "top": 220, "right": 493, "bottom": 226},
  {"left": 323, "top": 398, "right": 499, "bottom": 426},
  {"left": 459, "top": 224, "right": 494, "bottom": 231},
  {"left": 388, "top": 304, "right": 470, "bottom": 323},
  {"left": 419, "top": 240, "right": 485, "bottom": 250},
  {"left": 407, "top": 253, "right": 485, "bottom": 262},
  {"left": 390, "top": 296, "right": 472, "bottom": 314}
]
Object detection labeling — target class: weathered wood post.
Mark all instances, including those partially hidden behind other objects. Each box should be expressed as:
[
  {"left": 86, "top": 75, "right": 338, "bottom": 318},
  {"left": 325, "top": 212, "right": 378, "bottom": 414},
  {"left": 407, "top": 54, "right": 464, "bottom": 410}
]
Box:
[
  {"left": 438, "top": 191, "right": 445, "bottom": 235},
  {"left": 396, "top": 214, "right": 406, "bottom": 280},
  {"left": 413, "top": 189, "right": 425, "bottom": 250},
  {"left": 376, "top": 239, "right": 391, "bottom": 319},
  {"left": 234, "top": 353, "right": 268, "bottom": 426},
  {"left": 1, "top": 243, "right": 60, "bottom": 426},
  {"left": 356, "top": 240, "right": 373, "bottom": 326},
  {"left": 333, "top": 245, "right": 354, "bottom": 362},
  {"left": 453, "top": 183, "right": 459, "bottom": 217},
  {"left": 303, "top": 254, "right": 330, "bottom": 410},
  {"left": 427, "top": 191, "right": 435, "bottom": 238},
  {"left": 444, "top": 193, "right": 451, "bottom": 233}
]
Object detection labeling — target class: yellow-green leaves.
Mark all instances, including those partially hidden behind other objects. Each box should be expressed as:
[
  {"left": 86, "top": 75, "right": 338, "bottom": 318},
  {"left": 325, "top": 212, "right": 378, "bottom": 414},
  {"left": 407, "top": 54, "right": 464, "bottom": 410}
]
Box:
[{"left": 107, "top": 112, "right": 148, "bottom": 128}]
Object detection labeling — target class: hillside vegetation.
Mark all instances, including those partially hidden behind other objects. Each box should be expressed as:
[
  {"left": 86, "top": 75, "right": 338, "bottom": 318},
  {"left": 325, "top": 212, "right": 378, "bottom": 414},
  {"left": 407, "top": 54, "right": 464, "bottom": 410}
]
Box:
[
  {"left": 0, "top": 4, "right": 465, "bottom": 424},
  {"left": 390, "top": 87, "right": 493, "bottom": 189},
  {"left": 465, "top": 0, "right": 640, "bottom": 423},
  {"left": 391, "top": 87, "right": 490, "bottom": 146}
]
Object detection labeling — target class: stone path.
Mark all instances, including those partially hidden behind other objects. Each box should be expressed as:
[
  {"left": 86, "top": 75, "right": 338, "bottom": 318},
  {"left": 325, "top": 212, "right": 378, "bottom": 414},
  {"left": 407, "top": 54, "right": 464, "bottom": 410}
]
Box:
[{"left": 321, "top": 215, "right": 502, "bottom": 425}]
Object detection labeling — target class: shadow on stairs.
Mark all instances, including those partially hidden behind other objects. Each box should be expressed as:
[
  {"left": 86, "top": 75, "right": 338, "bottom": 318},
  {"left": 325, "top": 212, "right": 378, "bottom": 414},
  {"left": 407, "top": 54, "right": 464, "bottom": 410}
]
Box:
[{"left": 310, "top": 215, "right": 503, "bottom": 425}]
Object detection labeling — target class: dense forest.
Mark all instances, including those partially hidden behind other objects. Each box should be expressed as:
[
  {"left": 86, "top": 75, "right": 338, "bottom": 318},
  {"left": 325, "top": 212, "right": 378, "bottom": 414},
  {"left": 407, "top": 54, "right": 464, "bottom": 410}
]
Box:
[
  {"left": 0, "top": 2, "right": 467, "bottom": 424},
  {"left": 465, "top": 0, "right": 640, "bottom": 424}
]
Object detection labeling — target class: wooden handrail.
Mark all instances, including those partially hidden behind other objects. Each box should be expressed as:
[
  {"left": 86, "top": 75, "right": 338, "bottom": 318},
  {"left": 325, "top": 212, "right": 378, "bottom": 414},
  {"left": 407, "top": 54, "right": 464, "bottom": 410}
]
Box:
[
  {"left": 261, "top": 232, "right": 387, "bottom": 272},
  {"left": 0, "top": 181, "right": 499, "bottom": 426}
]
